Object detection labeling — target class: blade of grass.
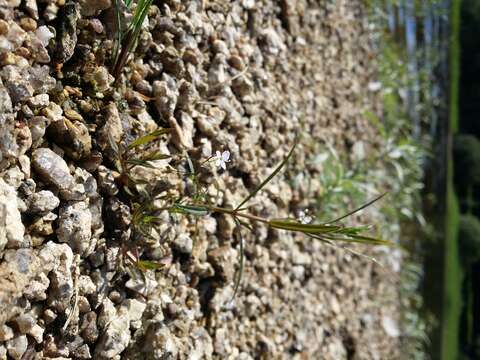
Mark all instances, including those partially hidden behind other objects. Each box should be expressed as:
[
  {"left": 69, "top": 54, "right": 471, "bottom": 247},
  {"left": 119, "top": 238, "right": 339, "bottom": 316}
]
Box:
[
  {"left": 140, "top": 152, "right": 171, "bottom": 161},
  {"left": 317, "top": 233, "right": 393, "bottom": 246},
  {"left": 125, "top": 159, "right": 157, "bottom": 168},
  {"left": 127, "top": 128, "right": 170, "bottom": 150},
  {"left": 112, "top": 0, "right": 122, "bottom": 67},
  {"left": 235, "top": 142, "right": 297, "bottom": 210},
  {"left": 326, "top": 192, "right": 388, "bottom": 224},
  {"left": 269, "top": 219, "right": 341, "bottom": 234},
  {"left": 307, "top": 234, "right": 385, "bottom": 268},
  {"left": 137, "top": 260, "right": 164, "bottom": 271},
  {"left": 112, "top": 0, "right": 153, "bottom": 79},
  {"left": 170, "top": 203, "right": 209, "bottom": 217},
  {"left": 184, "top": 151, "right": 195, "bottom": 175}
]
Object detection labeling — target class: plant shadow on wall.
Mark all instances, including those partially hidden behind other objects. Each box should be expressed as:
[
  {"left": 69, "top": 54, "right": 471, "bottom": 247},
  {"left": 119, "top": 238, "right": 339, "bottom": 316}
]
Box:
[{"left": 108, "top": 129, "right": 396, "bottom": 302}]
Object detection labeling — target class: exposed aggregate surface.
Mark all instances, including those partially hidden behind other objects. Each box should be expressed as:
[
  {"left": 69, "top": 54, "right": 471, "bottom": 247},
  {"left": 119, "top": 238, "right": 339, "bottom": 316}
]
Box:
[{"left": 0, "top": 0, "right": 400, "bottom": 359}]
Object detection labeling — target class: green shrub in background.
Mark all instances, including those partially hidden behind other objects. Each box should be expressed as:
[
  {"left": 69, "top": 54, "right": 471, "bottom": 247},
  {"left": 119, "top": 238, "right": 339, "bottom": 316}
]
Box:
[
  {"left": 453, "top": 135, "right": 480, "bottom": 191},
  {"left": 458, "top": 214, "right": 480, "bottom": 264}
]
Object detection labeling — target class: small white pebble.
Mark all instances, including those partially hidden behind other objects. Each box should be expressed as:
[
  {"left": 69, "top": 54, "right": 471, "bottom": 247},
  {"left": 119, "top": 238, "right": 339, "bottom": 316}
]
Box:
[{"left": 35, "top": 26, "right": 54, "bottom": 47}]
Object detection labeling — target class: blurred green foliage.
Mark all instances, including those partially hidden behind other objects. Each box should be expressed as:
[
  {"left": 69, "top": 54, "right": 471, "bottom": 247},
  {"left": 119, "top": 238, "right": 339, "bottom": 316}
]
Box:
[{"left": 458, "top": 215, "right": 480, "bottom": 264}]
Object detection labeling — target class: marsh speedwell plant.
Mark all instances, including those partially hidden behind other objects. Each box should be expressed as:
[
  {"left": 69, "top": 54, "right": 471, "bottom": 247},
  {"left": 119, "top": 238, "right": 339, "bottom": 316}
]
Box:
[{"left": 111, "top": 129, "right": 395, "bottom": 298}]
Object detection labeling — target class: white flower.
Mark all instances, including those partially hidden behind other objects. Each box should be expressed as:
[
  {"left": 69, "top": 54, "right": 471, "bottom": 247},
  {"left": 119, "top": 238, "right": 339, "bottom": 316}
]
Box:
[
  {"left": 298, "top": 210, "right": 313, "bottom": 224},
  {"left": 214, "top": 150, "right": 230, "bottom": 170}
]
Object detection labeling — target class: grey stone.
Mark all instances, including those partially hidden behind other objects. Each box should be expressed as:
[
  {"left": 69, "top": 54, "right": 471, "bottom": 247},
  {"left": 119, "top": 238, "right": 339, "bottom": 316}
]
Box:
[
  {"left": 27, "top": 93, "right": 49, "bottom": 108},
  {"left": 28, "top": 190, "right": 59, "bottom": 214},
  {"left": 25, "top": 0, "right": 39, "bottom": 19},
  {"left": 1, "top": 65, "right": 33, "bottom": 103},
  {"left": 48, "top": 118, "right": 92, "bottom": 160},
  {"left": 3, "top": 166, "right": 24, "bottom": 189},
  {"left": 57, "top": 201, "right": 93, "bottom": 257},
  {"left": 13, "top": 314, "right": 35, "bottom": 333},
  {"left": 75, "top": 343, "right": 92, "bottom": 359},
  {"left": 85, "top": 66, "right": 113, "bottom": 92},
  {"left": 53, "top": 1, "right": 79, "bottom": 64},
  {"left": 97, "top": 165, "right": 118, "bottom": 196},
  {"left": 46, "top": 243, "right": 74, "bottom": 312},
  {"left": 0, "top": 114, "right": 18, "bottom": 168},
  {"left": 208, "top": 246, "right": 236, "bottom": 282},
  {"left": 23, "top": 272, "right": 49, "bottom": 301},
  {"left": 28, "top": 116, "right": 49, "bottom": 148},
  {"left": 119, "top": 298, "right": 146, "bottom": 323},
  {"left": 28, "top": 65, "right": 56, "bottom": 94},
  {"left": 97, "top": 102, "right": 123, "bottom": 157},
  {"left": 94, "top": 314, "right": 130, "bottom": 359},
  {"left": 41, "top": 101, "right": 62, "bottom": 122},
  {"left": 0, "top": 178, "right": 25, "bottom": 250},
  {"left": 31, "top": 148, "right": 81, "bottom": 200},
  {"left": 6, "top": 335, "right": 27, "bottom": 360},
  {"left": 0, "top": 84, "right": 12, "bottom": 113},
  {"left": 80, "top": 311, "right": 98, "bottom": 344},
  {"left": 125, "top": 271, "right": 157, "bottom": 297},
  {"left": 0, "top": 325, "right": 13, "bottom": 342},
  {"left": 172, "top": 233, "right": 193, "bottom": 254},
  {"left": 18, "top": 155, "right": 30, "bottom": 178},
  {"left": 28, "top": 324, "right": 44, "bottom": 343},
  {"left": 1, "top": 64, "right": 54, "bottom": 104}
]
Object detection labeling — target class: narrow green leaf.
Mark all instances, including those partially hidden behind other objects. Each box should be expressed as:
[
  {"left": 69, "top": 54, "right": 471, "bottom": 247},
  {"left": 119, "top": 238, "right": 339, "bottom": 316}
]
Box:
[
  {"left": 137, "top": 260, "right": 164, "bottom": 271},
  {"left": 307, "top": 234, "right": 386, "bottom": 267},
  {"left": 125, "top": 159, "right": 156, "bottom": 168},
  {"left": 128, "top": 0, "right": 153, "bottom": 54},
  {"left": 344, "top": 233, "right": 394, "bottom": 246},
  {"left": 140, "top": 152, "right": 171, "bottom": 161},
  {"left": 236, "top": 142, "right": 297, "bottom": 210},
  {"left": 327, "top": 192, "right": 388, "bottom": 224},
  {"left": 171, "top": 204, "right": 209, "bottom": 217},
  {"left": 185, "top": 151, "right": 195, "bottom": 175},
  {"left": 269, "top": 219, "right": 341, "bottom": 234},
  {"left": 237, "top": 219, "right": 254, "bottom": 232},
  {"left": 127, "top": 128, "right": 171, "bottom": 150},
  {"left": 141, "top": 215, "right": 162, "bottom": 224},
  {"left": 112, "top": 0, "right": 122, "bottom": 67},
  {"left": 320, "top": 233, "right": 393, "bottom": 246},
  {"left": 337, "top": 225, "right": 372, "bottom": 236}
]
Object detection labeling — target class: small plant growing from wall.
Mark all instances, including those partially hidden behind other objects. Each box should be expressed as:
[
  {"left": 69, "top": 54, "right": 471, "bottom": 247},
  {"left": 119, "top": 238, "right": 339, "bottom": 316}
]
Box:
[{"left": 112, "top": 129, "right": 394, "bottom": 298}]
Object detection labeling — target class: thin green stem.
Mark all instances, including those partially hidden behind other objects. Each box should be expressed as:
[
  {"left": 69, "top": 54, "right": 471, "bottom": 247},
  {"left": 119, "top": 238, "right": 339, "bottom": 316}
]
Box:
[{"left": 205, "top": 205, "right": 269, "bottom": 224}]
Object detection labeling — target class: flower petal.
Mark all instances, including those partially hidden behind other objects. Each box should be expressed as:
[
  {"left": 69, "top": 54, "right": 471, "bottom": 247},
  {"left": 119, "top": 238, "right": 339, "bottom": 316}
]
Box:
[
  {"left": 222, "top": 150, "right": 230, "bottom": 161},
  {"left": 220, "top": 161, "right": 226, "bottom": 170}
]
